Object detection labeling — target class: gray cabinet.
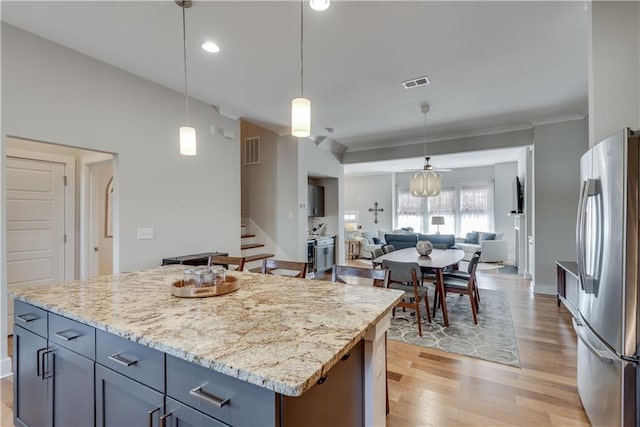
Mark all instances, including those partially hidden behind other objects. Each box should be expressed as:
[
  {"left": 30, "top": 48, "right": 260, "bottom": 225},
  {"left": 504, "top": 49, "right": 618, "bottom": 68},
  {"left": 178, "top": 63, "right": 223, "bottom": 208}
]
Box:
[
  {"left": 50, "top": 345, "right": 94, "bottom": 427},
  {"left": 307, "top": 185, "right": 324, "bottom": 217},
  {"left": 14, "top": 302, "right": 96, "bottom": 427},
  {"left": 95, "top": 364, "right": 164, "bottom": 427},
  {"left": 13, "top": 325, "right": 50, "bottom": 427},
  {"left": 163, "top": 397, "right": 227, "bottom": 427},
  {"left": 314, "top": 237, "right": 335, "bottom": 273}
]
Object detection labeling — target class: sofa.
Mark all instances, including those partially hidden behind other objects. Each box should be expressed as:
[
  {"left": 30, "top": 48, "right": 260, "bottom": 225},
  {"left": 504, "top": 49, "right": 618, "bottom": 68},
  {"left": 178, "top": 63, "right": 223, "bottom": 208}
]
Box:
[
  {"left": 384, "top": 233, "right": 458, "bottom": 250},
  {"left": 455, "top": 231, "right": 508, "bottom": 262},
  {"left": 352, "top": 229, "right": 388, "bottom": 258}
]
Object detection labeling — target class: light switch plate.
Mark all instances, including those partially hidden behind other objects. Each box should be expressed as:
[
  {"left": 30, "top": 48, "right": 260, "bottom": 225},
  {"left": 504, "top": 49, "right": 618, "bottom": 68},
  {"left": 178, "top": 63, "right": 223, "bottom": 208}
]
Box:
[{"left": 137, "top": 227, "right": 154, "bottom": 240}]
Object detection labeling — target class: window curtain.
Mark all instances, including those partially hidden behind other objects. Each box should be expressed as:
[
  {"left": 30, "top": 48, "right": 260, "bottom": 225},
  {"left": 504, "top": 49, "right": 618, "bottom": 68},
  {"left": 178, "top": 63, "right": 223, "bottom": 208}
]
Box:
[
  {"left": 459, "top": 184, "right": 492, "bottom": 235},
  {"left": 396, "top": 188, "right": 423, "bottom": 231},
  {"left": 427, "top": 188, "right": 456, "bottom": 234}
]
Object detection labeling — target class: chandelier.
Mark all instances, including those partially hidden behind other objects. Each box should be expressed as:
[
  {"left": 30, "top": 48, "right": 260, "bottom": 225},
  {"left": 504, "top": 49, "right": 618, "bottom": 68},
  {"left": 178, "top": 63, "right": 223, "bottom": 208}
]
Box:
[{"left": 409, "top": 104, "right": 441, "bottom": 197}]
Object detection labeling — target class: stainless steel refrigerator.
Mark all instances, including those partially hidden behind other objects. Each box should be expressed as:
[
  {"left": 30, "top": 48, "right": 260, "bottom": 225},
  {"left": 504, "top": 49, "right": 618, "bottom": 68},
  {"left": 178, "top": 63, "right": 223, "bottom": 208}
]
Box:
[{"left": 575, "top": 128, "right": 640, "bottom": 426}]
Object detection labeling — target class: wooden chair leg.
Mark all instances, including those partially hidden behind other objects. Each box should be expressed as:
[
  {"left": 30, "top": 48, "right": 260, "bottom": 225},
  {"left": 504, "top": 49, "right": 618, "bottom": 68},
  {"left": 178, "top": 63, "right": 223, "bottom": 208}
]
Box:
[
  {"left": 423, "top": 294, "right": 431, "bottom": 323},
  {"left": 469, "top": 294, "right": 478, "bottom": 324},
  {"left": 415, "top": 303, "right": 423, "bottom": 337}
]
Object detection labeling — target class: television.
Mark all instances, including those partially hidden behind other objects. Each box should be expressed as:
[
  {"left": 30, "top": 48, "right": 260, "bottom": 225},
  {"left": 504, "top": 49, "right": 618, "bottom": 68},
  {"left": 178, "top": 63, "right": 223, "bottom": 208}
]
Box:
[{"left": 513, "top": 176, "right": 524, "bottom": 213}]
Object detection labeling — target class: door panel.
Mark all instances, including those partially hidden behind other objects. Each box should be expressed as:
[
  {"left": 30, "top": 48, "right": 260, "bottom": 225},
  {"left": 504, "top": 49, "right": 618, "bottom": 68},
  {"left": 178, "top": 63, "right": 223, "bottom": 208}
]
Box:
[
  {"left": 13, "top": 326, "right": 50, "bottom": 427},
  {"left": 6, "top": 157, "right": 66, "bottom": 335},
  {"left": 51, "top": 345, "right": 95, "bottom": 427},
  {"left": 578, "top": 131, "right": 625, "bottom": 354}
]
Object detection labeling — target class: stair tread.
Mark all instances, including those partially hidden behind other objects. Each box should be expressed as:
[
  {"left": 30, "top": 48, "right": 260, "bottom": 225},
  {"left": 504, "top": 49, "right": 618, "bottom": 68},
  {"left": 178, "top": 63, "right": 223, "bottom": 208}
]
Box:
[
  {"left": 241, "top": 243, "right": 265, "bottom": 250},
  {"left": 245, "top": 253, "right": 275, "bottom": 262},
  {"left": 241, "top": 233, "right": 256, "bottom": 238}
]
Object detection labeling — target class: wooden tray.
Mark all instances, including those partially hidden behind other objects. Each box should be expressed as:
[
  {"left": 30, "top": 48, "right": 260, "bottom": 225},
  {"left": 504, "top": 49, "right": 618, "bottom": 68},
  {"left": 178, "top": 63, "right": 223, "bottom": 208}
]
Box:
[{"left": 171, "top": 276, "right": 240, "bottom": 298}]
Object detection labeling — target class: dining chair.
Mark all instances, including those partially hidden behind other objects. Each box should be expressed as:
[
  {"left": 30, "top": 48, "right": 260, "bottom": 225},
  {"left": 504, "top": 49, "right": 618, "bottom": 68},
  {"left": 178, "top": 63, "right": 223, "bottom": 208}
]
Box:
[
  {"left": 208, "top": 255, "right": 246, "bottom": 271},
  {"left": 382, "top": 244, "right": 396, "bottom": 254},
  {"left": 371, "top": 247, "right": 384, "bottom": 268},
  {"left": 331, "top": 265, "right": 390, "bottom": 288},
  {"left": 261, "top": 259, "right": 308, "bottom": 278},
  {"left": 381, "top": 260, "right": 431, "bottom": 336},
  {"left": 442, "top": 250, "right": 481, "bottom": 303},
  {"left": 435, "top": 252, "right": 481, "bottom": 324}
]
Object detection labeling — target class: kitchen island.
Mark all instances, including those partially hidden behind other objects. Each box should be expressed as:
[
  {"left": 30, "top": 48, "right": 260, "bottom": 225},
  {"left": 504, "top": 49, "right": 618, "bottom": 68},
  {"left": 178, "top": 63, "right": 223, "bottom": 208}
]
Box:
[{"left": 10, "top": 265, "right": 403, "bottom": 426}]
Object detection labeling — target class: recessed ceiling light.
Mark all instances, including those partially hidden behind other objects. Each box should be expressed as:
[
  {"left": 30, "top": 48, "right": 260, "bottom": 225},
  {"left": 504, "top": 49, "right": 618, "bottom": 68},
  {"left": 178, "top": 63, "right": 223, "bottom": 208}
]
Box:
[{"left": 201, "top": 41, "right": 220, "bottom": 53}]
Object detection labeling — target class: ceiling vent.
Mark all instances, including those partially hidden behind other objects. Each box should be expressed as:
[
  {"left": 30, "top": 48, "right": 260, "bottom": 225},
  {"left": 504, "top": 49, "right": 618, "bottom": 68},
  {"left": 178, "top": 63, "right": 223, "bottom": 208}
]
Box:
[{"left": 402, "top": 75, "right": 431, "bottom": 89}]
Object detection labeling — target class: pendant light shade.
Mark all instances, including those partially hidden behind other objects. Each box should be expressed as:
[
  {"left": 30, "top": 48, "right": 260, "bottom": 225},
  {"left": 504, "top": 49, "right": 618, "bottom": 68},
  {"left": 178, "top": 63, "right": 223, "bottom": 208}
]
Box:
[
  {"left": 180, "top": 126, "right": 197, "bottom": 156},
  {"left": 291, "top": 0, "right": 311, "bottom": 138},
  {"left": 309, "top": 0, "right": 330, "bottom": 11},
  {"left": 291, "top": 97, "right": 311, "bottom": 137},
  {"left": 177, "top": 0, "right": 196, "bottom": 156},
  {"left": 410, "top": 103, "right": 441, "bottom": 197},
  {"left": 410, "top": 169, "right": 441, "bottom": 197}
]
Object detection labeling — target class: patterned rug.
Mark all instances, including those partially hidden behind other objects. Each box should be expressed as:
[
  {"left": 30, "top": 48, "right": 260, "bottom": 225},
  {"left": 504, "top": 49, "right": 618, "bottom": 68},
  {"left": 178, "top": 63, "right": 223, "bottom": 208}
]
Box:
[{"left": 388, "top": 288, "right": 521, "bottom": 367}]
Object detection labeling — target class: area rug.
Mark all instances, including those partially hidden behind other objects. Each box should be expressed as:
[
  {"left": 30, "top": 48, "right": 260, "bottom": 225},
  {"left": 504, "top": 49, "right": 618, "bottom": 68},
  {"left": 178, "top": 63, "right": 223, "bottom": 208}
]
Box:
[
  {"left": 498, "top": 265, "right": 519, "bottom": 275},
  {"left": 388, "top": 288, "right": 521, "bottom": 367}
]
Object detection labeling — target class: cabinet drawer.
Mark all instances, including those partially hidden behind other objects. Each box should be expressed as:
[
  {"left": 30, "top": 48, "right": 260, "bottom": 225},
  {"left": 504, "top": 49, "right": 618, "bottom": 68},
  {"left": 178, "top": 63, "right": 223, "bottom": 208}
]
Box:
[
  {"left": 14, "top": 300, "right": 48, "bottom": 338},
  {"left": 49, "top": 313, "right": 96, "bottom": 359},
  {"left": 164, "top": 397, "right": 227, "bottom": 427},
  {"left": 96, "top": 329, "right": 164, "bottom": 392},
  {"left": 166, "top": 354, "right": 275, "bottom": 426}
]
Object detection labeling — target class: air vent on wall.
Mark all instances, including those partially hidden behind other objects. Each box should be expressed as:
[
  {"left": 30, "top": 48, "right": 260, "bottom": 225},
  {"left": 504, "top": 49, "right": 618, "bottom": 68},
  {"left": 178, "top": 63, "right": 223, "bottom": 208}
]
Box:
[
  {"left": 402, "top": 75, "right": 431, "bottom": 89},
  {"left": 244, "top": 137, "right": 260, "bottom": 165}
]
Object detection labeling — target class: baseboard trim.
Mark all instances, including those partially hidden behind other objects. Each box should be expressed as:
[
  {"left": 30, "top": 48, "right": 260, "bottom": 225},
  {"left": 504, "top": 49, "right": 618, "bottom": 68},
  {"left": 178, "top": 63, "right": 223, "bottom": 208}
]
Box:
[
  {"left": 532, "top": 282, "right": 556, "bottom": 295},
  {"left": 0, "top": 356, "right": 13, "bottom": 378}
]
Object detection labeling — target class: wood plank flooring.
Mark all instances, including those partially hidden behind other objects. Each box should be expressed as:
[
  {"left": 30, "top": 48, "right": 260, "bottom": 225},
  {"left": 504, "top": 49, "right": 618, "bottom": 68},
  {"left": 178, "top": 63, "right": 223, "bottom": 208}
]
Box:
[{"left": 0, "top": 266, "right": 588, "bottom": 425}]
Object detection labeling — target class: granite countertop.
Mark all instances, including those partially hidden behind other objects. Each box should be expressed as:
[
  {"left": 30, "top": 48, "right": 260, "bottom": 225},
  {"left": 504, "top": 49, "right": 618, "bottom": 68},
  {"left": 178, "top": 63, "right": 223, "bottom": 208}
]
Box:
[{"left": 9, "top": 265, "right": 403, "bottom": 397}]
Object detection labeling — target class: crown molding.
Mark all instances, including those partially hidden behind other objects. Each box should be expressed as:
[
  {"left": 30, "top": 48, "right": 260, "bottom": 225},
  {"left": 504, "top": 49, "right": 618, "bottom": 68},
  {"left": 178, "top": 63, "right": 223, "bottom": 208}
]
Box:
[{"left": 527, "top": 113, "right": 586, "bottom": 127}]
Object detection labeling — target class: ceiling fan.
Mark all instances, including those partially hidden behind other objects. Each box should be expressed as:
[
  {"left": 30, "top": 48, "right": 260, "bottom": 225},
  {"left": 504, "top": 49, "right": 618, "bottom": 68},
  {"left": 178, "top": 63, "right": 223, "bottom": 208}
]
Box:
[{"left": 406, "top": 156, "right": 452, "bottom": 173}]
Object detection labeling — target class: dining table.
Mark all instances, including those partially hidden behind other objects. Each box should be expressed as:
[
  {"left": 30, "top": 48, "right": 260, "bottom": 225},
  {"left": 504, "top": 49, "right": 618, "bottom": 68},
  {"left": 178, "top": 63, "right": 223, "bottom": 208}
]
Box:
[{"left": 373, "top": 247, "right": 465, "bottom": 327}]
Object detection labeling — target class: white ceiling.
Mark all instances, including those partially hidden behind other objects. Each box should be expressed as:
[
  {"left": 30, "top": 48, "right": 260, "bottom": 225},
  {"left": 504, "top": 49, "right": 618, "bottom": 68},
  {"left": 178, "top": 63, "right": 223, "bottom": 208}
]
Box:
[{"left": 2, "top": 0, "right": 589, "bottom": 158}]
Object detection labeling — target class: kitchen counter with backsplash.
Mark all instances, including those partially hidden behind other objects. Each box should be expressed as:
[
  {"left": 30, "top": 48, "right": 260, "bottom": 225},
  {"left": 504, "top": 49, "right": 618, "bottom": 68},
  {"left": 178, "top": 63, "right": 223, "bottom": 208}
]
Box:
[{"left": 10, "top": 265, "right": 401, "bottom": 426}]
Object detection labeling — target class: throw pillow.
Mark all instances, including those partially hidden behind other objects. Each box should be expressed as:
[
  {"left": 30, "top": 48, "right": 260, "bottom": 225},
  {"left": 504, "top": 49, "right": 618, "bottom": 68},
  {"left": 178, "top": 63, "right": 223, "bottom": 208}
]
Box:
[
  {"left": 479, "top": 232, "right": 496, "bottom": 241},
  {"left": 372, "top": 237, "right": 381, "bottom": 244},
  {"left": 464, "top": 232, "right": 479, "bottom": 244}
]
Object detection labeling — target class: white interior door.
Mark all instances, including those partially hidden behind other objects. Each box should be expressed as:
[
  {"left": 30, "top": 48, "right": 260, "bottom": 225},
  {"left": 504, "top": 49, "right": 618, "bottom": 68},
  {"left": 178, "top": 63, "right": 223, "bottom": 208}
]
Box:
[
  {"left": 6, "top": 157, "right": 66, "bottom": 334},
  {"left": 89, "top": 161, "right": 113, "bottom": 277}
]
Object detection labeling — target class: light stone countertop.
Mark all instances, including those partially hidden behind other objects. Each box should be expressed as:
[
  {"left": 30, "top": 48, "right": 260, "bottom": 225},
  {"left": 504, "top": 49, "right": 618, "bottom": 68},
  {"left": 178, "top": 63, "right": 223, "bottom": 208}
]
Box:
[{"left": 9, "top": 265, "right": 403, "bottom": 397}]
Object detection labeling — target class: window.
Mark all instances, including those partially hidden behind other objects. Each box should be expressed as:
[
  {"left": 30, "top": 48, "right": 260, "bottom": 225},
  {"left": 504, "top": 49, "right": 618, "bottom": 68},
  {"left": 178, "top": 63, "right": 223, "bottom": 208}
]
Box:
[
  {"left": 395, "top": 183, "right": 494, "bottom": 236},
  {"left": 459, "top": 185, "right": 491, "bottom": 235}
]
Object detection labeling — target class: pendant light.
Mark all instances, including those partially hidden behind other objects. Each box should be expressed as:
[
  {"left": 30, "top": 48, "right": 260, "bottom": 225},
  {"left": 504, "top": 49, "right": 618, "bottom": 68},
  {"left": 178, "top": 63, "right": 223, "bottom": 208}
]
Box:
[
  {"left": 177, "top": 0, "right": 196, "bottom": 156},
  {"left": 410, "top": 104, "right": 442, "bottom": 197},
  {"left": 309, "top": 0, "right": 330, "bottom": 11},
  {"left": 291, "top": 0, "right": 311, "bottom": 137}
]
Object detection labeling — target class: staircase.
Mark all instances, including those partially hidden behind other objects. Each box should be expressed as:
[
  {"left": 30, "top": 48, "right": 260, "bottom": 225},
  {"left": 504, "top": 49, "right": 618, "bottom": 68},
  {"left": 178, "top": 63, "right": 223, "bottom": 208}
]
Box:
[{"left": 240, "top": 223, "right": 274, "bottom": 271}]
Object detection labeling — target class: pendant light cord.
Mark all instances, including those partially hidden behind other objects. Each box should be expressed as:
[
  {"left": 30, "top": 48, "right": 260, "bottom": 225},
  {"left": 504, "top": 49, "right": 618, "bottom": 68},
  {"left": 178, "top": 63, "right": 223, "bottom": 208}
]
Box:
[
  {"left": 424, "top": 111, "right": 427, "bottom": 162},
  {"left": 182, "top": 4, "right": 190, "bottom": 125},
  {"left": 300, "top": 0, "right": 304, "bottom": 98}
]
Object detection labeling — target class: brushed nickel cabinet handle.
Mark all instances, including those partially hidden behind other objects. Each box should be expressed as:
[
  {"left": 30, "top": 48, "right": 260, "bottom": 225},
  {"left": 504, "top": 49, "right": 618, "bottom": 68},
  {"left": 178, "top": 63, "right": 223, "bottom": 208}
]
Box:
[
  {"left": 189, "top": 386, "right": 230, "bottom": 408},
  {"left": 160, "top": 412, "right": 172, "bottom": 427},
  {"left": 17, "top": 313, "right": 39, "bottom": 323},
  {"left": 108, "top": 353, "right": 138, "bottom": 367},
  {"left": 41, "top": 348, "right": 54, "bottom": 380},
  {"left": 54, "top": 330, "right": 81, "bottom": 341},
  {"left": 36, "top": 347, "right": 47, "bottom": 377},
  {"left": 148, "top": 407, "right": 161, "bottom": 427}
]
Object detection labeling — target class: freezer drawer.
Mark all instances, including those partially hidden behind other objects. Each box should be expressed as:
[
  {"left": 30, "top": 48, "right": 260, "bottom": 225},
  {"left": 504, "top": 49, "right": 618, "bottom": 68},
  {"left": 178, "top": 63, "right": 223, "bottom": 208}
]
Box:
[{"left": 574, "top": 318, "right": 632, "bottom": 426}]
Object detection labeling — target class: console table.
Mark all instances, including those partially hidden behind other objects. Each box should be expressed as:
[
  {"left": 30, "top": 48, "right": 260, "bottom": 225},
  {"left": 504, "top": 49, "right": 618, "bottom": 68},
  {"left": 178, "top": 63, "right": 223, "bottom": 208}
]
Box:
[
  {"left": 556, "top": 260, "right": 579, "bottom": 318},
  {"left": 345, "top": 240, "right": 360, "bottom": 260}
]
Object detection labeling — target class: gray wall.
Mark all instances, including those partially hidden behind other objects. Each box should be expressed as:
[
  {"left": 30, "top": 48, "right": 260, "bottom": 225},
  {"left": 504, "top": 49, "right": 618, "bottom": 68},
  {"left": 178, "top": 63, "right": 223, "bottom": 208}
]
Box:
[
  {"left": 533, "top": 119, "right": 587, "bottom": 293},
  {"left": 494, "top": 162, "right": 518, "bottom": 261},
  {"left": 343, "top": 174, "right": 393, "bottom": 232},
  {"left": 1, "top": 24, "right": 241, "bottom": 373},
  {"left": 276, "top": 135, "right": 300, "bottom": 259},
  {"left": 241, "top": 121, "right": 277, "bottom": 240},
  {"left": 588, "top": 2, "right": 640, "bottom": 146}
]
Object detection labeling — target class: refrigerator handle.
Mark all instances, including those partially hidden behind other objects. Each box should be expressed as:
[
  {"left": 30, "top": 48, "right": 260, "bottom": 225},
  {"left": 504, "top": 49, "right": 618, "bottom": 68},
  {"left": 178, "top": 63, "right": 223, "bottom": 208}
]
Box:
[
  {"left": 576, "top": 180, "right": 589, "bottom": 289},
  {"left": 573, "top": 318, "right": 615, "bottom": 364}
]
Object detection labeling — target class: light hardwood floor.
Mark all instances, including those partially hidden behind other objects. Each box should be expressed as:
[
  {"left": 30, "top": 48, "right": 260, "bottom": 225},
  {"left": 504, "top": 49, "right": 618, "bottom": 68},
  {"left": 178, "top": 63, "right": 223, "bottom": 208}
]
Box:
[{"left": 0, "top": 267, "right": 588, "bottom": 426}]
